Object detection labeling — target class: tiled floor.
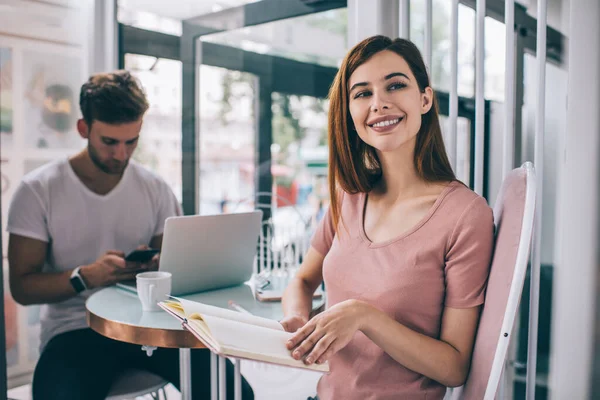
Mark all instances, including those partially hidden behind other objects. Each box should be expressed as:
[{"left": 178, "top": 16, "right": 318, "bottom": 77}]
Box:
[{"left": 7, "top": 360, "right": 320, "bottom": 400}]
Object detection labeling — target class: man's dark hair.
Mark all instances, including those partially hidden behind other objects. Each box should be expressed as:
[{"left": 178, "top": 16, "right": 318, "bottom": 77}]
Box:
[{"left": 79, "top": 70, "right": 149, "bottom": 127}]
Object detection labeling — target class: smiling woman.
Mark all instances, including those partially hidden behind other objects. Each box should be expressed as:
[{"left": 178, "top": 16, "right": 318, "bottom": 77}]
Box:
[
  {"left": 326, "top": 36, "right": 455, "bottom": 231},
  {"left": 281, "top": 35, "right": 494, "bottom": 400}
]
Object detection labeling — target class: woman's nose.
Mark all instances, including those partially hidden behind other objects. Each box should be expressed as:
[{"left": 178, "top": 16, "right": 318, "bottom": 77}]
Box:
[{"left": 370, "top": 92, "right": 390, "bottom": 112}]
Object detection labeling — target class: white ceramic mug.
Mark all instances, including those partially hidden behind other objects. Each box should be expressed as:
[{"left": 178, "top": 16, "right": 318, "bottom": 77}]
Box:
[{"left": 136, "top": 271, "right": 172, "bottom": 312}]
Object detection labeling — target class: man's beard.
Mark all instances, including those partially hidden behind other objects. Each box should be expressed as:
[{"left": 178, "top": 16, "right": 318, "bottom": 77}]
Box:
[{"left": 88, "top": 142, "right": 128, "bottom": 175}]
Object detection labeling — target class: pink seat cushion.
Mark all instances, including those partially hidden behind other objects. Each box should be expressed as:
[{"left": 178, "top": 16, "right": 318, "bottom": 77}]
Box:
[{"left": 461, "top": 167, "right": 529, "bottom": 399}]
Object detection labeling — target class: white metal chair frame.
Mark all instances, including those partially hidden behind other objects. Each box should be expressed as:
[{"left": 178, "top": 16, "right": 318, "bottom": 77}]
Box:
[
  {"left": 233, "top": 191, "right": 315, "bottom": 275},
  {"left": 483, "top": 163, "right": 536, "bottom": 398}
]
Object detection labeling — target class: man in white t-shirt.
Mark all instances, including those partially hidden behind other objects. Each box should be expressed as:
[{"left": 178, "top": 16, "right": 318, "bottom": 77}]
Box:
[{"left": 7, "top": 71, "right": 254, "bottom": 400}]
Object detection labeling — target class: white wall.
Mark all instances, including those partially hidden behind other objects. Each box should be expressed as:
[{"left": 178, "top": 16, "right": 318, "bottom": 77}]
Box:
[
  {"left": 0, "top": 0, "right": 112, "bottom": 388},
  {"left": 549, "top": 0, "right": 600, "bottom": 397}
]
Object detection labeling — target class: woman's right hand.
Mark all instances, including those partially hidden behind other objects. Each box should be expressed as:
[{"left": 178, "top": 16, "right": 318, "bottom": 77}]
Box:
[{"left": 280, "top": 314, "right": 309, "bottom": 333}]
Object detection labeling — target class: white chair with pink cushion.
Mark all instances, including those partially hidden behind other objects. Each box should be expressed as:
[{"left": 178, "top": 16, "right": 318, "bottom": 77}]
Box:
[{"left": 450, "top": 162, "right": 537, "bottom": 400}]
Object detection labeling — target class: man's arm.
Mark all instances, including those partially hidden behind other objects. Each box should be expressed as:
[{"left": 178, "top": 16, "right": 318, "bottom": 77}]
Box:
[
  {"left": 8, "top": 234, "right": 142, "bottom": 306},
  {"left": 8, "top": 234, "right": 77, "bottom": 305}
]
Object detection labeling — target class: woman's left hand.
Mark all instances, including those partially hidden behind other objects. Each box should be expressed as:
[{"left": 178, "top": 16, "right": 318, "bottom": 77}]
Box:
[{"left": 286, "top": 299, "right": 370, "bottom": 365}]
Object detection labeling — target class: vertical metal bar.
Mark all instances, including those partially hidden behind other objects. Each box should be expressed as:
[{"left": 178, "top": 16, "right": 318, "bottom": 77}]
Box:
[
  {"left": 503, "top": 0, "right": 516, "bottom": 177},
  {"left": 295, "top": 224, "right": 302, "bottom": 269},
  {"left": 424, "top": 0, "right": 433, "bottom": 73},
  {"left": 474, "top": 0, "right": 486, "bottom": 195},
  {"left": 234, "top": 359, "right": 242, "bottom": 400},
  {"left": 399, "top": 0, "right": 410, "bottom": 39},
  {"left": 117, "top": 23, "right": 125, "bottom": 70},
  {"left": 267, "top": 227, "right": 272, "bottom": 272},
  {"left": 0, "top": 205, "right": 6, "bottom": 400},
  {"left": 219, "top": 355, "right": 227, "bottom": 399},
  {"left": 514, "top": 33, "right": 525, "bottom": 167},
  {"left": 179, "top": 348, "right": 192, "bottom": 400},
  {"left": 259, "top": 223, "right": 265, "bottom": 273},
  {"left": 211, "top": 352, "right": 218, "bottom": 400},
  {"left": 181, "top": 23, "right": 198, "bottom": 215},
  {"left": 527, "top": 0, "right": 547, "bottom": 398},
  {"left": 448, "top": 0, "right": 459, "bottom": 172},
  {"left": 256, "top": 78, "right": 273, "bottom": 223},
  {"left": 275, "top": 235, "right": 281, "bottom": 272}
]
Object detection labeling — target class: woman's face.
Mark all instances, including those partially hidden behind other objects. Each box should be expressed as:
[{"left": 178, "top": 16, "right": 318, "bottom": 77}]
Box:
[{"left": 347, "top": 50, "right": 432, "bottom": 154}]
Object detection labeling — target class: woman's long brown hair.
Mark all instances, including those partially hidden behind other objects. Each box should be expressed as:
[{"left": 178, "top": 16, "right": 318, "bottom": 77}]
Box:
[{"left": 327, "top": 35, "right": 455, "bottom": 233}]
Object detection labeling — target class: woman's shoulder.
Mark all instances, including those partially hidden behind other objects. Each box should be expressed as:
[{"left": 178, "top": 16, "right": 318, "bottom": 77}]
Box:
[
  {"left": 441, "top": 181, "right": 493, "bottom": 223},
  {"left": 333, "top": 190, "right": 360, "bottom": 218}
]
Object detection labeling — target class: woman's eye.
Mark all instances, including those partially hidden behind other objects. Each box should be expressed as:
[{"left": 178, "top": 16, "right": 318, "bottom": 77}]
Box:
[
  {"left": 354, "top": 91, "right": 371, "bottom": 99},
  {"left": 389, "top": 82, "right": 407, "bottom": 91}
]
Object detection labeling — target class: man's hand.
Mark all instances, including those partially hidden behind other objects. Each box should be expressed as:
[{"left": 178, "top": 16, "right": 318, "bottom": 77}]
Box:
[
  {"left": 130, "top": 244, "right": 160, "bottom": 271},
  {"left": 80, "top": 250, "right": 146, "bottom": 289}
]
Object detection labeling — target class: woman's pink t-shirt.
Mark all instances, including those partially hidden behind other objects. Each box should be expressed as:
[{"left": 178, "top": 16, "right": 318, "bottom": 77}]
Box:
[{"left": 312, "top": 181, "right": 494, "bottom": 400}]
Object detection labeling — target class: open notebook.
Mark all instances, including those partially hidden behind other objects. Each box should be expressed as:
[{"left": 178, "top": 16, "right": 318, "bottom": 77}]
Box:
[{"left": 159, "top": 298, "right": 329, "bottom": 373}]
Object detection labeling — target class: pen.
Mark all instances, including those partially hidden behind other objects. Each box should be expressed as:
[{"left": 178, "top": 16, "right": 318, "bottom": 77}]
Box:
[{"left": 228, "top": 300, "right": 252, "bottom": 315}]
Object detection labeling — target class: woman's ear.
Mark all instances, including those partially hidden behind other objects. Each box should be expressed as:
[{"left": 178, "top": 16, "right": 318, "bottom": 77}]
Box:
[{"left": 421, "top": 87, "right": 434, "bottom": 114}]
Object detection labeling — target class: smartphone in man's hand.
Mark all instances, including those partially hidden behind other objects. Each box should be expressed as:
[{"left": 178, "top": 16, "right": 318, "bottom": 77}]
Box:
[{"left": 124, "top": 248, "right": 159, "bottom": 263}]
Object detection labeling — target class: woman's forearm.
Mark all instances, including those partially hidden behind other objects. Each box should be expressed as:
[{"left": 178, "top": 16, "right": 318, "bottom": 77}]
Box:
[
  {"left": 282, "top": 277, "right": 315, "bottom": 320},
  {"left": 358, "top": 303, "right": 468, "bottom": 387}
]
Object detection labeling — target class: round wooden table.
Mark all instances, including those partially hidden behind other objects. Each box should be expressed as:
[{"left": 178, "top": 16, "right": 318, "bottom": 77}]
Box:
[{"left": 86, "top": 282, "right": 312, "bottom": 399}]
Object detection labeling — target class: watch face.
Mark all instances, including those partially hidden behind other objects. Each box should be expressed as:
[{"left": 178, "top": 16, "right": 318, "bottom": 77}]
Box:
[{"left": 70, "top": 275, "right": 86, "bottom": 293}]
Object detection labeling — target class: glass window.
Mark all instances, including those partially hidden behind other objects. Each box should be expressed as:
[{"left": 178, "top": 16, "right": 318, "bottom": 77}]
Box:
[
  {"left": 192, "top": 7, "right": 346, "bottom": 217},
  {"left": 202, "top": 8, "right": 347, "bottom": 68},
  {"left": 189, "top": 8, "right": 346, "bottom": 271},
  {"left": 117, "top": 0, "right": 261, "bottom": 36},
  {"left": 410, "top": 0, "right": 476, "bottom": 98},
  {"left": 440, "top": 115, "right": 472, "bottom": 185},
  {"left": 271, "top": 93, "right": 329, "bottom": 223},
  {"left": 485, "top": 16, "right": 507, "bottom": 102},
  {"left": 124, "top": 54, "right": 183, "bottom": 203},
  {"left": 198, "top": 66, "right": 256, "bottom": 215}
]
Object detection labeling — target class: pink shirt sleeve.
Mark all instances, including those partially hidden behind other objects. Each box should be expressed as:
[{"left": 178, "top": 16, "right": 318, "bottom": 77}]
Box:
[
  {"left": 311, "top": 207, "right": 336, "bottom": 256},
  {"left": 444, "top": 195, "right": 495, "bottom": 308}
]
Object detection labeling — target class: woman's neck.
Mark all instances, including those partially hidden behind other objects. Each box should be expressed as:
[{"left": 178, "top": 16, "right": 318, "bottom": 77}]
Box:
[{"left": 374, "top": 143, "right": 423, "bottom": 200}]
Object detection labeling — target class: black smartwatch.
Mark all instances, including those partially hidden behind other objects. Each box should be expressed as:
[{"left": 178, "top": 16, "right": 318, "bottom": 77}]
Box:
[{"left": 70, "top": 266, "right": 88, "bottom": 293}]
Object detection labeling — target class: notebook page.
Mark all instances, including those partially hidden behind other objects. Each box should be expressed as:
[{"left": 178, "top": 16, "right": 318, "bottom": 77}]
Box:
[
  {"left": 176, "top": 297, "right": 283, "bottom": 331},
  {"left": 193, "top": 314, "right": 293, "bottom": 359}
]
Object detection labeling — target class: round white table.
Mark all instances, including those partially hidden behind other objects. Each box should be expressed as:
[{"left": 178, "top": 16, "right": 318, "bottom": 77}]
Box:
[{"left": 86, "top": 282, "right": 324, "bottom": 400}]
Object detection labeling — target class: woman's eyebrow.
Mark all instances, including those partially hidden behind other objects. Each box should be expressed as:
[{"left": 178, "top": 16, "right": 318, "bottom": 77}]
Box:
[
  {"left": 349, "top": 81, "right": 368, "bottom": 94},
  {"left": 384, "top": 72, "right": 410, "bottom": 81},
  {"left": 349, "top": 72, "right": 411, "bottom": 93}
]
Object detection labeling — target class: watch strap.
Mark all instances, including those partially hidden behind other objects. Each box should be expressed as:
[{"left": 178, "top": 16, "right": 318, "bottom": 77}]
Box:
[{"left": 70, "top": 266, "right": 87, "bottom": 293}]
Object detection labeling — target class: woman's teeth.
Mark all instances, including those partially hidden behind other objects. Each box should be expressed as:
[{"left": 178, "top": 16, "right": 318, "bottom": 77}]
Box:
[{"left": 372, "top": 118, "right": 401, "bottom": 128}]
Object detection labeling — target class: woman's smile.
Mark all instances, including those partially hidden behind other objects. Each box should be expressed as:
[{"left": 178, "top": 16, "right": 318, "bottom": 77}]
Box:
[{"left": 367, "top": 115, "right": 405, "bottom": 134}]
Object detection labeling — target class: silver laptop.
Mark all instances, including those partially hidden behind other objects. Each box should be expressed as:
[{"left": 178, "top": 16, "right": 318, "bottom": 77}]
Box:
[{"left": 118, "top": 210, "right": 263, "bottom": 296}]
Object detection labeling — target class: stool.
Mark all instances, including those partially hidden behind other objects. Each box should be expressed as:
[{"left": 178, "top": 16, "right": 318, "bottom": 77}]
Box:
[{"left": 105, "top": 369, "right": 169, "bottom": 400}]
